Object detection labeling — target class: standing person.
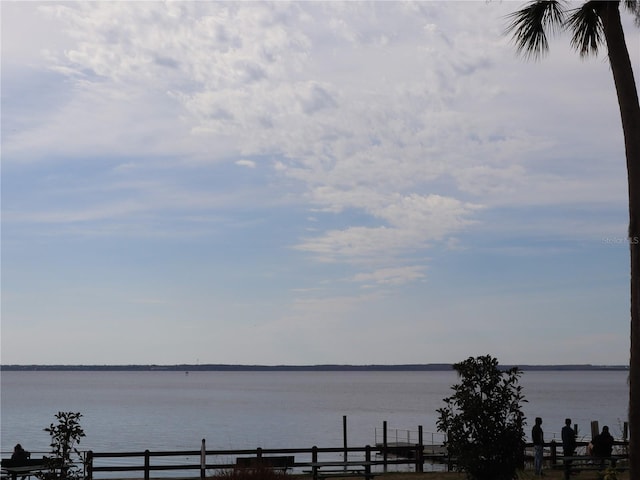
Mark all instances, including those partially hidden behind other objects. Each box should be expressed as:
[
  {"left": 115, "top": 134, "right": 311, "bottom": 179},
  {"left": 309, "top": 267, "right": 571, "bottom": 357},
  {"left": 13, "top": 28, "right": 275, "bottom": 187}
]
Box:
[
  {"left": 532, "top": 417, "right": 544, "bottom": 476},
  {"left": 561, "top": 419, "right": 576, "bottom": 479}
]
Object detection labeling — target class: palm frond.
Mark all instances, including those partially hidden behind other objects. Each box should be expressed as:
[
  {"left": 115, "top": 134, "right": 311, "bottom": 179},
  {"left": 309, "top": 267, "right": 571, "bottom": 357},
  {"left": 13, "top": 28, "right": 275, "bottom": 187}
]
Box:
[
  {"left": 566, "top": 2, "right": 605, "bottom": 57},
  {"left": 505, "top": 0, "right": 566, "bottom": 59},
  {"left": 623, "top": 0, "right": 640, "bottom": 26}
]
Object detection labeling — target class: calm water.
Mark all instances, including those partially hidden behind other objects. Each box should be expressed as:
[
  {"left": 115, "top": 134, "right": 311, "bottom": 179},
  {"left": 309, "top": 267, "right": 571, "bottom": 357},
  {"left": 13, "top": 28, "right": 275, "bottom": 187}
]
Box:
[{"left": 0, "top": 370, "right": 629, "bottom": 455}]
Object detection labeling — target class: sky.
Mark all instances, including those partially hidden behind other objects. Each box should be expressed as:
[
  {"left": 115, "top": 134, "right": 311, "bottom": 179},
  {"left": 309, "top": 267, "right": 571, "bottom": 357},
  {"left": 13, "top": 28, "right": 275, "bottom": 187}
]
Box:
[{"left": 1, "top": 1, "right": 638, "bottom": 366}]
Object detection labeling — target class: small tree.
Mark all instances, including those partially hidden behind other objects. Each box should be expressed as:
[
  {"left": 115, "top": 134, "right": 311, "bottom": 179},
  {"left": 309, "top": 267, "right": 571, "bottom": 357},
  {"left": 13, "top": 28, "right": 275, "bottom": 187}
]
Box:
[
  {"left": 37, "top": 412, "right": 86, "bottom": 480},
  {"left": 437, "top": 355, "right": 527, "bottom": 480}
]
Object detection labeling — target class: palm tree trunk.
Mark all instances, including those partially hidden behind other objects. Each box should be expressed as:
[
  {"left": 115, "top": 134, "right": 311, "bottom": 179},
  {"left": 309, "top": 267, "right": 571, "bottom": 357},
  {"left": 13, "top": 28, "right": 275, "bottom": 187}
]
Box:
[{"left": 598, "top": 2, "right": 640, "bottom": 476}]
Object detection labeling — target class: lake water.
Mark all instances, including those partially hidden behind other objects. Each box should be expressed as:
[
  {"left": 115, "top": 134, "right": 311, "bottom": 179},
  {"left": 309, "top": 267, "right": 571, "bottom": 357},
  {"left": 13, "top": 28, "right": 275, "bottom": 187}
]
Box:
[{"left": 0, "top": 370, "right": 629, "bottom": 456}]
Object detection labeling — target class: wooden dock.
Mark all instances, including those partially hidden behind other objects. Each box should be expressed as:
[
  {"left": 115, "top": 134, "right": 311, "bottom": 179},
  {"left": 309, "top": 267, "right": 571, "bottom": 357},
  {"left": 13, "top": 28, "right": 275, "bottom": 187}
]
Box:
[{"left": 375, "top": 442, "right": 447, "bottom": 459}]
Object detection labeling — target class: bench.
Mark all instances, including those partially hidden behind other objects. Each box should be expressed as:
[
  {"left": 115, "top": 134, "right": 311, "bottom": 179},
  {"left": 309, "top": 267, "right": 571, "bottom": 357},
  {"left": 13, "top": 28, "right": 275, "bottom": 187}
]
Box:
[
  {"left": 313, "top": 468, "right": 374, "bottom": 480},
  {"left": 304, "top": 462, "right": 375, "bottom": 480},
  {"left": 1, "top": 459, "right": 48, "bottom": 480},
  {"left": 235, "top": 456, "right": 295, "bottom": 472}
]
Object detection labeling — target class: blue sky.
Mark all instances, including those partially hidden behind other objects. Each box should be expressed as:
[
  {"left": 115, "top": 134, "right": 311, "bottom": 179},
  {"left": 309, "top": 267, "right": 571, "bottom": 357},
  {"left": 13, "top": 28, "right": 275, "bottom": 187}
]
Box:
[{"left": 1, "top": 1, "right": 637, "bottom": 365}]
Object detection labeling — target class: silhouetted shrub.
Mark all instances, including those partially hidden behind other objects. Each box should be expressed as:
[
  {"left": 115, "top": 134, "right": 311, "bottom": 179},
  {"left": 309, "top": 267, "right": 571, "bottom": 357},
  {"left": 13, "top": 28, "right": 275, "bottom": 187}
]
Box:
[
  {"left": 437, "top": 355, "right": 526, "bottom": 480},
  {"left": 36, "top": 412, "right": 86, "bottom": 480}
]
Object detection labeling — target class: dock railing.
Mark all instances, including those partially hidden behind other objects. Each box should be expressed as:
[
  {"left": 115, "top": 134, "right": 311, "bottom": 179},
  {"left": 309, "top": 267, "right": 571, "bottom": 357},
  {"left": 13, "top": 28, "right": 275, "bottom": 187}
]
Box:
[{"left": 373, "top": 428, "right": 446, "bottom": 449}]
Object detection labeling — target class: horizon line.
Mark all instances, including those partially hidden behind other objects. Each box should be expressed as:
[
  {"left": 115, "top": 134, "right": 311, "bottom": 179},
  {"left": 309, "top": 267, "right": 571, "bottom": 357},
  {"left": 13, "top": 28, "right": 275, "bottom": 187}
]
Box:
[{"left": 0, "top": 363, "right": 630, "bottom": 371}]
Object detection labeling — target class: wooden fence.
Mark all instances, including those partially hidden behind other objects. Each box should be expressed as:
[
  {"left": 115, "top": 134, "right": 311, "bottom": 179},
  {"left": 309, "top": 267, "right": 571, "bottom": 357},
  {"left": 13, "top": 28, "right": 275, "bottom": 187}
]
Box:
[
  {"left": 542, "top": 439, "right": 628, "bottom": 465},
  {"left": 85, "top": 444, "right": 430, "bottom": 480},
  {"left": 42, "top": 438, "right": 633, "bottom": 480}
]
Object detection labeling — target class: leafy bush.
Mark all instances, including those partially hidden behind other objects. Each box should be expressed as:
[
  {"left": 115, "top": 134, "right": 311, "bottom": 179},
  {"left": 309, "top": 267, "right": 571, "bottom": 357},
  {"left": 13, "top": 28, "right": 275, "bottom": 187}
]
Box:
[
  {"left": 37, "top": 412, "right": 86, "bottom": 480},
  {"left": 436, "top": 355, "right": 527, "bottom": 480}
]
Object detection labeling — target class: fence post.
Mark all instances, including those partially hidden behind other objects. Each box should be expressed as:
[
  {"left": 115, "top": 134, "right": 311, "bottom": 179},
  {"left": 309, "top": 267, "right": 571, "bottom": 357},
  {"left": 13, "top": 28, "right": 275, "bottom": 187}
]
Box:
[
  {"left": 550, "top": 441, "right": 557, "bottom": 467},
  {"left": 144, "top": 450, "right": 150, "bottom": 480},
  {"left": 417, "top": 426, "right": 423, "bottom": 473},
  {"left": 343, "top": 415, "right": 348, "bottom": 465},
  {"left": 382, "top": 421, "right": 388, "bottom": 472},
  {"left": 200, "top": 439, "right": 206, "bottom": 480},
  {"left": 415, "top": 444, "right": 423, "bottom": 473},
  {"left": 312, "top": 446, "right": 318, "bottom": 480},
  {"left": 365, "top": 446, "right": 372, "bottom": 480},
  {"left": 86, "top": 451, "right": 93, "bottom": 480}
]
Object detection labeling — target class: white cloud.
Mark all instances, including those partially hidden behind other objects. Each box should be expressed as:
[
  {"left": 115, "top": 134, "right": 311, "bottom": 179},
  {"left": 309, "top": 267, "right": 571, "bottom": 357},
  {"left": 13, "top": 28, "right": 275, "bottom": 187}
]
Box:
[
  {"left": 1, "top": 1, "right": 635, "bottom": 364},
  {"left": 295, "top": 192, "right": 480, "bottom": 265},
  {"left": 3, "top": 1, "right": 632, "bottom": 247},
  {"left": 236, "top": 159, "right": 257, "bottom": 169}
]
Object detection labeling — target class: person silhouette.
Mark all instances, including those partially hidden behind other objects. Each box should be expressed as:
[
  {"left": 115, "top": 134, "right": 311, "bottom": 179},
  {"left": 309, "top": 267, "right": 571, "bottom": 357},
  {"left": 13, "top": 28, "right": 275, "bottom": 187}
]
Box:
[
  {"left": 10, "top": 444, "right": 30, "bottom": 480},
  {"left": 591, "top": 426, "right": 615, "bottom": 469},
  {"left": 532, "top": 417, "right": 544, "bottom": 476},
  {"left": 561, "top": 419, "right": 576, "bottom": 479},
  {"left": 11, "top": 445, "right": 29, "bottom": 461}
]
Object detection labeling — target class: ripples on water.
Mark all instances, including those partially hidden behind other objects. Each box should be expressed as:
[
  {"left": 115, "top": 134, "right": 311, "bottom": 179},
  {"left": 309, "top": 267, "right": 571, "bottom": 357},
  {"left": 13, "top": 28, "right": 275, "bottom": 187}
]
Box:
[{"left": 1, "top": 370, "right": 628, "bottom": 454}]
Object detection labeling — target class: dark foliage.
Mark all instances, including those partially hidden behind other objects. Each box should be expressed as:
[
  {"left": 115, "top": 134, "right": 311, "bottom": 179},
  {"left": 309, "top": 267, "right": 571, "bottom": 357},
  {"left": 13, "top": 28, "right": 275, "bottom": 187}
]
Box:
[
  {"left": 36, "top": 412, "right": 86, "bottom": 480},
  {"left": 436, "top": 355, "right": 526, "bottom": 480}
]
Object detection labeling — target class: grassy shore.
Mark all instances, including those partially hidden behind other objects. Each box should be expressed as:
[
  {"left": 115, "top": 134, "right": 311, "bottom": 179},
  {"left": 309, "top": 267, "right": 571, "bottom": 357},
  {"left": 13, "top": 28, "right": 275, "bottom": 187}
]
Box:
[
  {"left": 303, "top": 472, "right": 626, "bottom": 480},
  {"left": 143, "top": 475, "right": 626, "bottom": 480},
  {"left": 142, "top": 470, "right": 629, "bottom": 480},
  {"left": 287, "top": 471, "right": 629, "bottom": 480}
]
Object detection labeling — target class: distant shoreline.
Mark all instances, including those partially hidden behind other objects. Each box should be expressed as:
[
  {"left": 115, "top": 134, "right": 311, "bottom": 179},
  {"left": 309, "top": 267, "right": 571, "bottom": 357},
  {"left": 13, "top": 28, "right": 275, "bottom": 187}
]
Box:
[{"left": 0, "top": 363, "right": 630, "bottom": 372}]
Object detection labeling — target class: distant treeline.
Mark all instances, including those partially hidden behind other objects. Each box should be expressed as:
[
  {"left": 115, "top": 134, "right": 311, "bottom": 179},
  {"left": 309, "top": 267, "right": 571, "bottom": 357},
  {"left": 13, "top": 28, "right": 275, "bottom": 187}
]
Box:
[{"left": 0, "top": 363, "right": 629, "bottom": 372}]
